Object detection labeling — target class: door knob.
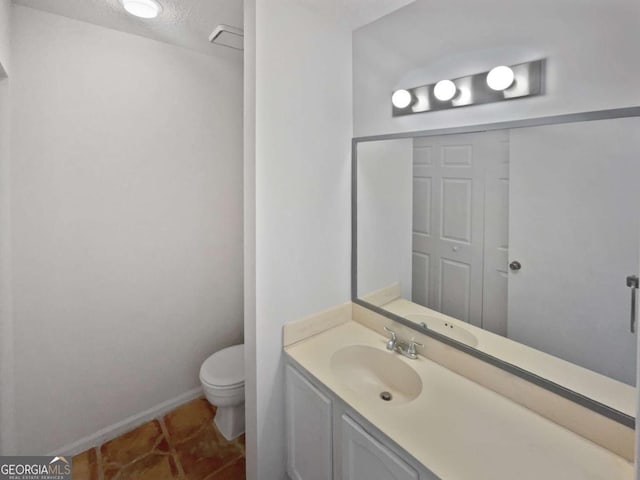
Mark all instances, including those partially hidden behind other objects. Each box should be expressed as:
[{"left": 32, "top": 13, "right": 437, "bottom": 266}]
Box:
[
  {"left": 509, "top": 261, "right": 522, "bottom": 271},
  {"left": 627, "top": 275, "right": 638, "bottom": 333}
]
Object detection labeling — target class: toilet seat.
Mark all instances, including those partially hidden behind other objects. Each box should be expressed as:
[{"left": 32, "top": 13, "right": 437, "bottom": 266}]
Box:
[
  {"left": 201, "top": 377, "right": 243, "bottom": 390},
  {"left": 199, "top": 344, "right": 244, "bottom": 389}
]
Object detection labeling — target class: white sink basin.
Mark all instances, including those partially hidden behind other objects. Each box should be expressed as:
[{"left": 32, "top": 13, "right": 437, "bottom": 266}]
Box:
[
  {"left": 330, "top": 345, "right": 423, "bottom": 404},
  {"left": 406, "top": 314, "right": 478, "bottom": 347}
]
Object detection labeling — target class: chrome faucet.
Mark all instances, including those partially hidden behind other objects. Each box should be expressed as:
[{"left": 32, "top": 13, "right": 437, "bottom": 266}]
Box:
[
  {"left": 383, "top": 326, "right": 423, "bottom": 360},
  {"left": 384, "top": 326, "right": 398, "bottom": 350}
]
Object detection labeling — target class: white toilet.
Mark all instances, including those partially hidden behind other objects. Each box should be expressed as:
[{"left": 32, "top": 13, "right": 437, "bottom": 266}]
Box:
[{"left": 199, "top": 344, "right": 245, "bottom": 440}]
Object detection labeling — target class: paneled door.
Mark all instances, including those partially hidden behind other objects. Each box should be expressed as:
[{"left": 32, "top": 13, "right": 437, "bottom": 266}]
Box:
[
  {"left": 412, "top": 131, "right": 508, "bottom": 328},
  {"left": 481, "top": 131, "right": 511, "bottom": 335}
]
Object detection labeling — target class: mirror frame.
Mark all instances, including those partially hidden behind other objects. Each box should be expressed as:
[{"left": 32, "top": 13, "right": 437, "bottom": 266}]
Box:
[{"left": 351, "top": 106, "right": 640, "bottom": 428}]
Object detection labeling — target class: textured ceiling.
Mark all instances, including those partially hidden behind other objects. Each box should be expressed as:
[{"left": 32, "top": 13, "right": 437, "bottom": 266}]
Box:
[
  {"left": 13, "top": 0, "right": 415, "bottom": 55},
  {"left": 13, "top": 0, "right": 244, "bottom": 56}
]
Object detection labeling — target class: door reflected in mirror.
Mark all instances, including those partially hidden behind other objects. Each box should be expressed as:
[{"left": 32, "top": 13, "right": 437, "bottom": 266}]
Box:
[{"left": 356, "top": 117, "right": 640, "bottom": 386}]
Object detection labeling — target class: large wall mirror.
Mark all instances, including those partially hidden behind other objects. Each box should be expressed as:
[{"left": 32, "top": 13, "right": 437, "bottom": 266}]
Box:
[{"left": 353, "top": 110, "right": 640, "bottom": 425}]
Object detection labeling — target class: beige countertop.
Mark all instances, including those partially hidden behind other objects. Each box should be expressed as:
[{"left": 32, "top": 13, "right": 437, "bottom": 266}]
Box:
[{"left": 285, "top": 320, "right": 633, "bottom": 480}]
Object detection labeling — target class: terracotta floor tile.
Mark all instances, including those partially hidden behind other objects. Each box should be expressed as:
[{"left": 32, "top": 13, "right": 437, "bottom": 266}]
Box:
[
  {"left": 72, "top": 448, "right": 99, "bottom": 480},
  {"left": 232, "top": 435, "right": 245, "bottom": 455},
  {"left": 104, "top": 453, "right": 180, "bottom": 480},
  {"left": 164, "top": 397, "right": 215, "bottom": 445},
  {"left": 101, "top": 420, "right": 168, "bottom": 467},
  {"left": 206, "top": 457, "right": 245, "bottom": 480},
  {"left": 90, "top": 396, "right": 245, "bottom": 480},
  {"left": 175, "top": 422, "right": 243, "bottom": 480}
]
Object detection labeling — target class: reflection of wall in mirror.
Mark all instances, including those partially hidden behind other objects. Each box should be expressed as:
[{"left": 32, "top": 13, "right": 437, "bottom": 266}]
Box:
[
  {"left": 508, "top": 118, "right": 640, "bottom": 385},
  {"left": 357, "top": 140, "right": 413, "bottom": 300}
]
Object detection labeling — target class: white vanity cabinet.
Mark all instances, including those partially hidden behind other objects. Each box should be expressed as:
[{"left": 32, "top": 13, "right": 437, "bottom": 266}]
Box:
[
  {"left": 285, "top": 365, "right": 333, "bottom": 480},
  {"left": 341, "top": 414, "right": 420, "bottom": 480},
  {"left": 285, "top": 362, "right": 438, "bottom": 480}
]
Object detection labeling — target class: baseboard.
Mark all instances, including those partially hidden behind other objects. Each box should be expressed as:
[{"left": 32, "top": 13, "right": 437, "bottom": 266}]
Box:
[{"left": 47, "top": 386, "right": 204, "bottom": 456}]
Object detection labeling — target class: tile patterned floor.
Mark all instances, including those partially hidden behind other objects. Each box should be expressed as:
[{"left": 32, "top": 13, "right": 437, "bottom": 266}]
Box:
[{"left": 72, "top": 398, "right": 245, "bottom": 480}]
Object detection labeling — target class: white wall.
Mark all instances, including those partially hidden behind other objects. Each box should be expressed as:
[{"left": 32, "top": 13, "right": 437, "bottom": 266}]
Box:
[
  {"left": 0, "top": 0, "right": 13, "bottom": 456},
  {"left": 248, "top": 0, "right": 352, "bottom": 477},
  {"left": 353, "top": 0, "right": 640, "bottom": 137},
  {"left": 357, "top": 139, "right": 412, "bottom": 299},
  {"left": 0, "top": 78, "right": 14, "bottom": 456},
  {"left": 10, "top": 6, "right": 243, "bottom": 454},
  {"left": 243, "top": 0, "right": 257, "bottom": 478},
  {"left": 508, "top": 118, "right": 640, "bottom": 385}
]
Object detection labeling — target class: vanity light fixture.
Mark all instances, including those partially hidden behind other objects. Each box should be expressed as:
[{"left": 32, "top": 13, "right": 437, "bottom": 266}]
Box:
[
  {"left": 120, "top": 0, "right": 162, "bottom": 19},
  {"left": 391, "top": 59, "right": 545, "bottom": 117},
  {"left": 391, "top": 89, "right": 413, "bottom": 109},
  {"left": 433, "top": 80, "right": 457, "bottom": 102},
  {"left": 486, "top": 65, "right": 516, "bottom": 91}
]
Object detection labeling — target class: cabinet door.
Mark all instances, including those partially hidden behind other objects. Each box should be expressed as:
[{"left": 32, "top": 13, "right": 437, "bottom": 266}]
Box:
[
  {"left": 342, "top": 414, "right": 419, "bottom": 480},
  {"left": 286, "top": 365, "right": 333, "bottom": 480}
]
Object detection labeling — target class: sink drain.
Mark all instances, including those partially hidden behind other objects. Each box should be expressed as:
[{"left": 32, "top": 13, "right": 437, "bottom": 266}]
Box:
[{"left": 379, "top": 391, "right": 393, "bottom": 401}]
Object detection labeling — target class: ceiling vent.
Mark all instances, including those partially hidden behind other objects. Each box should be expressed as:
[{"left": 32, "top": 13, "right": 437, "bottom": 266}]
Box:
[{"left": 209, "top": 24, "right": 243, "bottom": 51}]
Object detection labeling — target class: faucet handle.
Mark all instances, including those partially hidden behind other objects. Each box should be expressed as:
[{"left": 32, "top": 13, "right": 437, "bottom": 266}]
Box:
[
  {"left": 383, "top": 326, "right": 397, "bottom": 350},
  {"left": 407, "top": 340, "right": 424, "bottom": 356}
]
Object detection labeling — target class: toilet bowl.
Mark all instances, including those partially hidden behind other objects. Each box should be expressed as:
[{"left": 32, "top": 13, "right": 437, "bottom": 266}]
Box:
[{"left": 199, "top": 344, "right": 245, "bottom": 440}]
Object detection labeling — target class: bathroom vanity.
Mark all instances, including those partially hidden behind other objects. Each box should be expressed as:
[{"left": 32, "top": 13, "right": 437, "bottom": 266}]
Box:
[
  {"left": 284, "top": 313, "right": 633, "bottom": 480},
  {"left": 286, "top": 363, "right": 433, "bottom": 480}
]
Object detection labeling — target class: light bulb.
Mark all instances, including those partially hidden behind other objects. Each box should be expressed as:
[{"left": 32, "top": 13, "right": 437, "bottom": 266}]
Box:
[
  {"left": 391, "top": 89, "right": 413, "bottom": 109},
  {"left": 121, "top": 0, "right": 162, "bottom": 19},
  {"left": 433, "top": 80, "right": 457, "bottom": 102},
  {"left": 487, "top": 65, "right": 515, "bottom": 91}
]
